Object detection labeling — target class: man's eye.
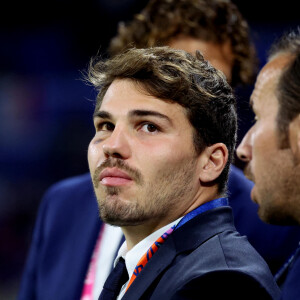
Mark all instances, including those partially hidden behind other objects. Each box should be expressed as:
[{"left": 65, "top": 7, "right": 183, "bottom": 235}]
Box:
[
  {"left": 97, "top": 122, "right": 114, "bottom": 131},
  {"left": 141, "top": 123, "right": 158, "bottom": 133}
]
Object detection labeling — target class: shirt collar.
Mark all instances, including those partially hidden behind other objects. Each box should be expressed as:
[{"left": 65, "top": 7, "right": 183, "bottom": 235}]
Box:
[
  {"left": 115, "top": 217, "right": 182, "bottom": 279},
  {"left": 115, "top": 197, "right": 228, "bottom": 281}
]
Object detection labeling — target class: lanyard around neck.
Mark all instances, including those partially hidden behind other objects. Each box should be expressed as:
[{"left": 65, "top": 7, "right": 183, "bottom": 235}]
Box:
[
  {"left": 176, "top": 197, "right": 229, "bottom": 229},
  {"left": 125, "top": 197, "right": 228, "bottom": 292}
]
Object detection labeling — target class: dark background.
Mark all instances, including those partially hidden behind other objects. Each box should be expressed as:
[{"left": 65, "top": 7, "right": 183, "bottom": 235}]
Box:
[{"left": 0, "top": 1, "right": 298, "bottom": 298}]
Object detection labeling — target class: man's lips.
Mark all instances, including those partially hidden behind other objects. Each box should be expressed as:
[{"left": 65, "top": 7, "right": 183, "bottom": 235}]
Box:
[
  {"left": 243, "top": 164, "right": 255, "bottom": 183},
  {"left": 243, "top": 164, "right": 256, "bottom": 203},
  {"left": 99, "top": 168, "right": 133, "bottom": 186}
]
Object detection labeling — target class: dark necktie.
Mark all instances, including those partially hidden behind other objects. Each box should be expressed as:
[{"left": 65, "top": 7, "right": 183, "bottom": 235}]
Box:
[
  {"left": 98, "top": 257, "right": 129, "bottom": 300},
  {"left": 110, "top": 235, "right": 126, "bottom": 273}
]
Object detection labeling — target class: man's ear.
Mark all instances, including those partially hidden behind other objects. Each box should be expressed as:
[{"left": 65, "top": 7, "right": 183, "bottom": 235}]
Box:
[
  {"left": 289, "top": 114, "right": 300, "bottom": 163},
  {"left": 198, "top": 143, "right": 228, "bottom": 183}
]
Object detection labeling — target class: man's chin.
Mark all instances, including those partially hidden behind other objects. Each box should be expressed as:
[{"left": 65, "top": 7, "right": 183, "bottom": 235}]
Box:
[
  {"left": 257, "top": 203, "right": 299, "bottom": 226},
  {"left": 100, "top": 214, "right": 145, "bottom": 227},
  {"left": 98, "top": 199, "right": 147, "bottom": 227}
]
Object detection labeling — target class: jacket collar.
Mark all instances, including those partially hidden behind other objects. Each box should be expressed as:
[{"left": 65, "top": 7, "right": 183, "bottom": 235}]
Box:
[{"left": 122, "top": 206, "right": 235, "bottom": 300}]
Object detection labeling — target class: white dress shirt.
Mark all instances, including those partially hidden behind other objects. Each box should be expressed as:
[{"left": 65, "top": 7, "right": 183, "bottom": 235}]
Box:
[
  {"left": 93, "top": 224, "right": 123, "bottom": 300},
  {"left": 116, "top": 218, "right": 182, "bottom": 300}
]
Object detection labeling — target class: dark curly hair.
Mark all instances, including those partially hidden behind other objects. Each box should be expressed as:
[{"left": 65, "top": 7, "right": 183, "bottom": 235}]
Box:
[
  {"left": 108, "top": 0, "right": 257, "bottom": 87},
  {"left": 88, "top": 47, "right": 237, "bottom": 194}
]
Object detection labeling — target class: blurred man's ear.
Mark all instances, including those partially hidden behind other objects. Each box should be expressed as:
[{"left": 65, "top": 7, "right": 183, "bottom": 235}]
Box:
[
  {"left": 289, "top": 114, "right": 300, "bottom": 164},
  {"left": 198, "top": 143, "right": 228, "bottom": 183}
]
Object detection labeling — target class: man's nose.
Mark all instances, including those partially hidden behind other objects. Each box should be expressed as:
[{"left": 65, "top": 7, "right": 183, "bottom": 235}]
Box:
[
  {"left": 102, "top": 126, "right": 131, "bottom": 159},
  {"left": 236, "top": 128, "right": 253, "bottom": 162}
]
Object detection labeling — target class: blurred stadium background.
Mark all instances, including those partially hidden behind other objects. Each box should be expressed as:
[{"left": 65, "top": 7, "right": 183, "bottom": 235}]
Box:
[{"left": 0, "top": 1, "right": 298, "bottom": 298}]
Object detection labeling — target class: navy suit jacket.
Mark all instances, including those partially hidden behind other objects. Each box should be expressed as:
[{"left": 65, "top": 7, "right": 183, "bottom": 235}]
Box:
[
  {"left": 278, "top": 247, "right": 300, "bottom": 299},
  {"left": 120, "top": 206, "right": 280, "bottom": 299},
  {"left": 18, "top": 166, "right": 300, "bottom": 299}
]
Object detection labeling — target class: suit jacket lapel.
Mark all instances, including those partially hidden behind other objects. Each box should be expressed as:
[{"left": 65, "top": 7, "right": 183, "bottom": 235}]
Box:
[
  {"left": 122, "top": 207, "right": 235, "bottom": 299},
  {"left": 173, "top": 206, "right": 235, "bottom": 253},
  {"left": 122, "top": 236, "right": 177, "bottom": 300}
]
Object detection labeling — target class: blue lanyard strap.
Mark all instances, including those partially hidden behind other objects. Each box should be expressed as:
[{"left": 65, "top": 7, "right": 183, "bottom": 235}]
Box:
[{"left": 176, "top": 197, "right": 229, "bottom": 229}]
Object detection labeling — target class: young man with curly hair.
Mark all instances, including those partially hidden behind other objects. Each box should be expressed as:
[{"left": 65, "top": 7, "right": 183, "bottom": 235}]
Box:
[{"left": 89, "top": 46, "right": 279, "bottom": 299}]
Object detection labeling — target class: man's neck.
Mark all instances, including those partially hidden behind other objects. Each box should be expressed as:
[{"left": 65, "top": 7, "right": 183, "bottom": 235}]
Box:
[
  {"left": 122, "top": 217, "right": 175, "bottom": 250},
  {"left": 122, "top": 191, "right": 222, "bottom": 250}
]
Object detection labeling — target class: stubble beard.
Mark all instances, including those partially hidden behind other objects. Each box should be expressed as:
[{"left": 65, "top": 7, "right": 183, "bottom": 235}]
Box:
[
  {"left": 254, "top": 149, "right": 300, "bottom": 225},
  {"left": 94, "top": 157, "right": 198, "bottom": 227},
  {"left": 93, "top": 158, "right": 146, "bottom": 226},
  {"left": 97, "top": 185, "right": 148, "bottom": 226}
]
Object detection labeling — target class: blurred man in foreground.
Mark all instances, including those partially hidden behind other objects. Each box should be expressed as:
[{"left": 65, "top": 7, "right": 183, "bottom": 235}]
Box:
[{"left": 237, "top": 29, "right": 300, "bottom": 299}]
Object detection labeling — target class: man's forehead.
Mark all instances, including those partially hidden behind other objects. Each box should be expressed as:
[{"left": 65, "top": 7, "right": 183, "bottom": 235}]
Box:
[
  {"left": 251, "top": 54, "right": 292, "bottom": 106},
  {"left": 98, "top": 78, "right": 184, "bottom": 118},
  {"left": 259, "top": 54, "right": 291, "bottom": 83},
  {"left": 99, "top": 79, "right": 145, "bottom": 109}
]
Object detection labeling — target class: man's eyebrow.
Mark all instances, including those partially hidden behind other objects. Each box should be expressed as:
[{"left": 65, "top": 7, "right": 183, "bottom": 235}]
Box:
[
  {"left": 129, "top": 109, "right": 172, "bottom": 123},
  {"left": 93, "top": 111, "right": 112, "bottom": 120},
  {"left": 93, "top": 109, "right": 173, "bottom": 124}
]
